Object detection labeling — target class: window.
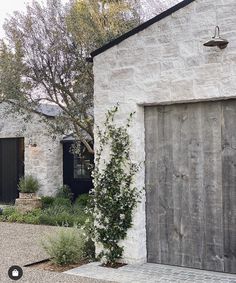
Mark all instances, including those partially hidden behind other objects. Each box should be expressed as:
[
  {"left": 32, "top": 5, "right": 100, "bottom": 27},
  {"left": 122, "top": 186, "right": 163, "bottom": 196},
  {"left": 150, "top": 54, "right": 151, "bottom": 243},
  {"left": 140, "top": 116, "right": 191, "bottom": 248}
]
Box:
[{"left": 73, "top": 157, "right": 91, "bottom": 179}]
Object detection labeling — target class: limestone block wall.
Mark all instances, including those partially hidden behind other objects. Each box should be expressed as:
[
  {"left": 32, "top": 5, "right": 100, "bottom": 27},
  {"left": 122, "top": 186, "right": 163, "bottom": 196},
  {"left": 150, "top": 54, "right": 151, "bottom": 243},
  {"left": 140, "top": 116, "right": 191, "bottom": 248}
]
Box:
[
  {"left": 0, "top": 103, "right": 63, "bottom": 196},
  {"left": 93, "top": 0, "right": 236, "bottom": 263}
]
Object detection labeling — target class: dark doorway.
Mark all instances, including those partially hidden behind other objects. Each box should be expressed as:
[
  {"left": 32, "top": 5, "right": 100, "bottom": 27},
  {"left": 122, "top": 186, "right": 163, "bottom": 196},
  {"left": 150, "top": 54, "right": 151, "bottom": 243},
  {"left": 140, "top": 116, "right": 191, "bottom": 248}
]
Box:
[
  {"left": 0, "top": 138, "right": 24, "bottom": 203},
  {"left": 63, "top": 142, "right": 93, "bottom": 200}
]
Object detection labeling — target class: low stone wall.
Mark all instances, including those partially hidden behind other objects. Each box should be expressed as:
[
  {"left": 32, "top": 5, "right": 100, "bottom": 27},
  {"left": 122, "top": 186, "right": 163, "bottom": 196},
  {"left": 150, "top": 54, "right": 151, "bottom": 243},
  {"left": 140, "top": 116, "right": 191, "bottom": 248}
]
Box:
[{"left": 15, "top": 198, "right": 42, "bottom": 213}]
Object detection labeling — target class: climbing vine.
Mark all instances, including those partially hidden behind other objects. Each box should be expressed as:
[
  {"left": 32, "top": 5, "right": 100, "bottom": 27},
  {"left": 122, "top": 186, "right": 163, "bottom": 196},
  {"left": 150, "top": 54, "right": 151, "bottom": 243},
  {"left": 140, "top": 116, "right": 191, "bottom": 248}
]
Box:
[{"left": 88, "top": 105, "right": 140, "bottom": 265}]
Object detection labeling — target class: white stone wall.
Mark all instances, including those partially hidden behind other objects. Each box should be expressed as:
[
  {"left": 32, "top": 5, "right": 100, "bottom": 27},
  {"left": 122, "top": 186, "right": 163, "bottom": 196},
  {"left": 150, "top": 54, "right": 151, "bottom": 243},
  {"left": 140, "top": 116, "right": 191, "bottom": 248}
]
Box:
[
  {"left": 93, "top": 0, "right": 236, "bottom": 263},
  {"left": 0, "top": 103, "right": 63, "bottom": 196}
]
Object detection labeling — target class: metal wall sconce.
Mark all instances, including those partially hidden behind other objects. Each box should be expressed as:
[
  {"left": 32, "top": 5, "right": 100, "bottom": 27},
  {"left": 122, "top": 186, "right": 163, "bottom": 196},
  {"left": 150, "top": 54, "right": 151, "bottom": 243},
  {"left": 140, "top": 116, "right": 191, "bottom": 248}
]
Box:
[{"left": 203, "top": 26, "right": 229, "bottom": 49}]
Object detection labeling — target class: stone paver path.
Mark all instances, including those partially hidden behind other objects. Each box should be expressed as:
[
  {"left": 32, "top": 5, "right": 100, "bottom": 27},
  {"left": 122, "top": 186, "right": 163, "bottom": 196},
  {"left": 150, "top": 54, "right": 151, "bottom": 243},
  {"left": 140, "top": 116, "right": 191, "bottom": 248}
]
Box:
[{"left": 65, "top": 262, "right": 236, "bottom": 283}]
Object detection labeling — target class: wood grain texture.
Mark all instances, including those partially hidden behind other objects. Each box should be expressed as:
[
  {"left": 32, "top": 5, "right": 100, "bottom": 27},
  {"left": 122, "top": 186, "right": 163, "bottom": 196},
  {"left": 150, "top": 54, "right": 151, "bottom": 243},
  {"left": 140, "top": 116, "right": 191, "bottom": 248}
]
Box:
[
  {"left": 222, "top": 100, "right": 236, "bottom": 273},
  {"left": 145, "top": 100, "right": 235, "bottom": 274}
]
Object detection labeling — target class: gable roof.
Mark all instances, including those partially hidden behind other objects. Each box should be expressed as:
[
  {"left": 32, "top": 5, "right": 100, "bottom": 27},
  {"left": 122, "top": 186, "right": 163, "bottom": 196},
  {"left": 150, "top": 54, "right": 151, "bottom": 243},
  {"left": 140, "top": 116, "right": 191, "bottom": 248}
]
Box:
[{"left": 89, "top": 0, "right": 195, "bottom": 61}]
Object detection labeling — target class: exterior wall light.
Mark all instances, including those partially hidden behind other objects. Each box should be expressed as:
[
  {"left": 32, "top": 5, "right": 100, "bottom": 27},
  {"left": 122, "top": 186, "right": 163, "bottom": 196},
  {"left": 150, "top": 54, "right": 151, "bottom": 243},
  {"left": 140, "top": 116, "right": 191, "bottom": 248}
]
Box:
[{"left": 203, "top": 26, "right": 229, "bottom": 49}]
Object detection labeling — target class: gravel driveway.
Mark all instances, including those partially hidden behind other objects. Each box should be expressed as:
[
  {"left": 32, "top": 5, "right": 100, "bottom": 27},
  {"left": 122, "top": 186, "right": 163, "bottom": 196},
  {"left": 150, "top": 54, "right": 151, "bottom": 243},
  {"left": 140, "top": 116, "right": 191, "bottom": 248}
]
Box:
[{"left": 0, "top": 222, "right": 113, "bottom": 283}]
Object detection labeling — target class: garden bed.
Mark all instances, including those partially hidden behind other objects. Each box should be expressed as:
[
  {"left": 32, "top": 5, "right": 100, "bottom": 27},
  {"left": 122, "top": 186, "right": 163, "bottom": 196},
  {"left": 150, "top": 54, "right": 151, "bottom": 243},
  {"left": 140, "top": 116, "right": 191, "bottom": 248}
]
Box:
[
  {"left": 101, "top": 262, "right": 127, "bottom": 269},
  {"left": 0, "top": 192, "right": 89, "bottom": 227},
  {"left": 25, "top": 258, "right": 89, "bottom": 272}
]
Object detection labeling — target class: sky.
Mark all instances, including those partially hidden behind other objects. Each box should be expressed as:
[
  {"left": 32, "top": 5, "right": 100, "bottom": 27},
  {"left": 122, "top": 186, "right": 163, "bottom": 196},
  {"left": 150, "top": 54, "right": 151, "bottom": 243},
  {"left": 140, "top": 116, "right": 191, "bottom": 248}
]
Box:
[
  {"left": 0, "top": 0, "right": 68, "bottom": 38},
  {"left": 0, "top": 0, "right": 181, "bottom": 38},
  {"left": 0, "top": 0, "right": 30, "bottom": 37}
]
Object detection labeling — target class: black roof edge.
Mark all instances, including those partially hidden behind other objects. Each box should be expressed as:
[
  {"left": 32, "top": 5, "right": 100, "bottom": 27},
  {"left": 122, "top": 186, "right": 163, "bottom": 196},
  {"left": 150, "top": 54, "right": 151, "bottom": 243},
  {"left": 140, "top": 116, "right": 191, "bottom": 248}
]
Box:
[
  {"left": 86, "top": 56, "right": 93, "bottom": 63},
  {"left": 89, "top": 0, "right": 195, "bottom": 61}
]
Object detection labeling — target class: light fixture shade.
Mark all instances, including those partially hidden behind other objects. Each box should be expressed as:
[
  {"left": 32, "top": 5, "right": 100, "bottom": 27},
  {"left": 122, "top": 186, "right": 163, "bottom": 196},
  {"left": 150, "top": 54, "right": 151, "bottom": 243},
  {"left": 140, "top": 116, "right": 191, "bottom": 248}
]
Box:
[{"left": 203, "top": 26, "right": 228, "bottom": 49}]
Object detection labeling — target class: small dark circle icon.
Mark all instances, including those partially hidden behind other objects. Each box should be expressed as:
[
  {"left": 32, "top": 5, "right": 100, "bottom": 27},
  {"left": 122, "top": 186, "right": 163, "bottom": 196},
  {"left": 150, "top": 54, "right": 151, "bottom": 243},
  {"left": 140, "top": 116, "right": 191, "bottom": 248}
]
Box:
[{"left": 8, "top": 266, "right": 23, "bottom": 280}]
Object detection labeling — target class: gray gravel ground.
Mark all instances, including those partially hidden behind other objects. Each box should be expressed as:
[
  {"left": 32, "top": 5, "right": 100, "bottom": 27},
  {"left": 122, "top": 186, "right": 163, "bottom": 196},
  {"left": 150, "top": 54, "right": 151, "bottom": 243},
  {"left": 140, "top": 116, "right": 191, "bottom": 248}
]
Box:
[{"left": 0, "top": 222, "right": 113, "bottom": 283}]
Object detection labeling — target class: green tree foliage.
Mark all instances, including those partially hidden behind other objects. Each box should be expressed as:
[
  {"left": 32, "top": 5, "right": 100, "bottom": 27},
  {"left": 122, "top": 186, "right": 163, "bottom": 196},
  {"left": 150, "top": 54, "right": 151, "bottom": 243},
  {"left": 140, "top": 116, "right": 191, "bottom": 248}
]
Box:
[
  {"left": 67, "top": 0, "right": 140, "bottom": 52},
  {"left": 0, "top": 0, "right": 140, "bottom": 153}
]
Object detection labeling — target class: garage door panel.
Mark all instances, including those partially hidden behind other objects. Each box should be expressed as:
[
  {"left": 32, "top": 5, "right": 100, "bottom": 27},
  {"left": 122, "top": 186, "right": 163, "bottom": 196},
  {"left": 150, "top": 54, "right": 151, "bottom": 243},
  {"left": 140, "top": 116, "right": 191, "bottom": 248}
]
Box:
[
  {"left": 222, "top": 100, "right": 236, "bottom": 273},
  {"left": 145, "top": 101, "right": 228, "bottom": 272},
  {"left": 201, "top": 102, "right": 224, "bottom": 272}
]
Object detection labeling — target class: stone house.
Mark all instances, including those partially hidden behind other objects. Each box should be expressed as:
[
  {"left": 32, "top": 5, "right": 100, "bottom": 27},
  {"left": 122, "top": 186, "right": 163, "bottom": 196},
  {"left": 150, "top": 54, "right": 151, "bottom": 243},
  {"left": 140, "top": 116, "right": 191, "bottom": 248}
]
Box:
[
  {"left": 91, "top": 0, "right": 236, "bottom": 274},
  {"left": 0, "top": 102, "right": 93, "bottom": 203}
]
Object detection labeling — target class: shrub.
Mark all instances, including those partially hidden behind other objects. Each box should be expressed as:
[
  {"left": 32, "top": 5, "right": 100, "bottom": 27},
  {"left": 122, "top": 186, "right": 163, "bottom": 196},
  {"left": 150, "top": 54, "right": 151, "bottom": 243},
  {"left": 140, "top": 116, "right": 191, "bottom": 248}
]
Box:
[
  {"left": 38, "top": 205, "right": 85, "bottom": 227},
  {"left": 18, "top": 175, "right": 40, "bottom": 193},
  {"left": 0, "top": 199, "right": 89, "bottom": 228},
  {"left": 7, "top": 211, "right": 24, "bottom": 223},
  {"left": 83, "top": 238, "right": 95, "bottom": 260},
  {"left": 22, "top": 209, "right": 41, "bottom": 224},
  {"left": 72, "top": 204, "right": 88, "bottom": 223},
  {"left": 74, "top": 194, "right": 89, "bottom": 208},
  {"left": 39, "top": 212, "right": 72, "bottom": 226},
  {"left": 53, "top": 197, "right": 72, "bottom": 207},
  {"left": 56, "top": 185, "right": 73, "bottom": 201},
  {"left": 39, "top": 205, "right": 69, "bottom": 226},
  {"left": 0, "top": 208, "right": 41, "bottom": 224},
  {"left": 42, "top": 228, "right": 86, "bottom": 265},
  {"left": 41, "top": 196, "right": 55, "bottom": 209},
  {"left": 0, "top": 206, "right": 16, "bottom": 222},
  {"left": 1, "top": 206, "right": 15, "bottom": 217}
]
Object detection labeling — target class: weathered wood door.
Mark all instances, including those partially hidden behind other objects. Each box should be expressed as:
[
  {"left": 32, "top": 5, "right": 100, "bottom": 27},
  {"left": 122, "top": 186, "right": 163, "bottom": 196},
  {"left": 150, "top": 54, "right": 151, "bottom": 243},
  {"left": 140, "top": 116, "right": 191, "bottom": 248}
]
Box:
[
  {"left": 145, "top": 100, "right": 236, "bottom": 273},
  {"left": 0, "top": 138, "right": 24, "bottom": 203}
]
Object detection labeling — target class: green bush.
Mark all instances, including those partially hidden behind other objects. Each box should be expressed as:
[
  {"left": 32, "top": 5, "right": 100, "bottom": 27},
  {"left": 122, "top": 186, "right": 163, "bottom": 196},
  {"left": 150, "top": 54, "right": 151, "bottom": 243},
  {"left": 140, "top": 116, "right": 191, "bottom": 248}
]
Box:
[
  {"left": 39, "top": 205, "right": 68, "bottom": 226},
  {"left": 56, "top": 185, "right": 73, "bottom": 201},
  {"left": 39, "top": 208, "right": 86, "bottom": 227},
  {"left": 22, "top": 209, "right": 41, "bottom": 224},
  {"left": 1, "top": 206, "right": 15, "bottom": 217},
  {"left": 0, "top": 207, "right": 20, "bottom": 222},
  {"left": 7, "top": 211, "right": 24, "bottom": 223},
  {"left": 0, "top": 196, "right": 89, "bottom": 228},
  {"left": 42, "top": 228, "right": 86, "bottom": 265},
  {"left": 18, "top": 175, "right": 40, "bottom": 193},
  {"left": 41, "top": 196, "right": 55, "bottom": 209},
  {"left": 83, "top": 238, "right": 96, "bottom": 260},
  {"left": 39, "top": 212, "right": 72, "bottom": 226},
  {"left": 74, "top": 194, "right": 89, "bottom": 208},
  {"left": 53, "top": 197, "right": 72, "bottom": 207},
  {"left": 0, "top": 208, "right": 41, "bottom": 224}
]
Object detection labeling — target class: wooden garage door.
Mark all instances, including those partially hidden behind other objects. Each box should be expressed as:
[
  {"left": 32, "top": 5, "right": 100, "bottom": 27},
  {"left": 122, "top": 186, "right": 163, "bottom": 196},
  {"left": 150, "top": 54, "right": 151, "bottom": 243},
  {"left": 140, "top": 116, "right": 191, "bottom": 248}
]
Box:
[{"left": 145, "top": 100, "right": 236, "bottom": 273}]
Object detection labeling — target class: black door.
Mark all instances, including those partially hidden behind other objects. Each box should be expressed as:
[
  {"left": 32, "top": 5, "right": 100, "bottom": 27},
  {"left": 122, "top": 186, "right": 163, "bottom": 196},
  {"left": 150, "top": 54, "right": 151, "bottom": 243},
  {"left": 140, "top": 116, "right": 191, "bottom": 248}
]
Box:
[
  {"left": 63, "top": 142, "right": 93, "bottom": 200},
  {"left": 0, "top": 138, "right": 24, "bottom": 203}
]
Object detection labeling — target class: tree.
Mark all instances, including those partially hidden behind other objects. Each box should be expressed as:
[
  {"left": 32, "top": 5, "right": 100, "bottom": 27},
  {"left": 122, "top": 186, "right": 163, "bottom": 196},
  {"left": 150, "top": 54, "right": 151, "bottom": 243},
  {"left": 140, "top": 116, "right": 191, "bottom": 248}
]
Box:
[
  {"left": 67, "top": 0, "right": 140, "bottom": 53},
  {"left": 141, "top": 0, "right": 181, "bottom": 19},
  {"left": 0, "top": 0, "right": 140, "bottom": 153}
]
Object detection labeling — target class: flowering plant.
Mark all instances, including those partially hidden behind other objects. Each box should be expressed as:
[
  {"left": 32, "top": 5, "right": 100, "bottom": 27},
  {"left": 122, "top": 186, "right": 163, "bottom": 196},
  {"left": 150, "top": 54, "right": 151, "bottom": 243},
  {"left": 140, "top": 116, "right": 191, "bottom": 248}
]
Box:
[{"left": 88, "top": 105, "right": 140, "bottom": 265}]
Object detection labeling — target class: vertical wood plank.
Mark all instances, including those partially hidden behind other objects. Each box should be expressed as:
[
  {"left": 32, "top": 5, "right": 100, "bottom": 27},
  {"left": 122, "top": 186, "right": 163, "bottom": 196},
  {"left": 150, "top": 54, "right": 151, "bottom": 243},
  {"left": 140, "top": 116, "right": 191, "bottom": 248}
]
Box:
[
  {"left": 200, "top": 102, "right": 224, "bottom": 272},
  {"left": 156, "top": 105, "right": 174, "bottom": 264},
  {"left": 222, "top": 100, "right": 236, "bottom": 273},
  {"left": 145, "top": 106, "right": 160, "bottom": 262},
  {"left": 176, "top": 102, "right": 205, "bottom": 269}
]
